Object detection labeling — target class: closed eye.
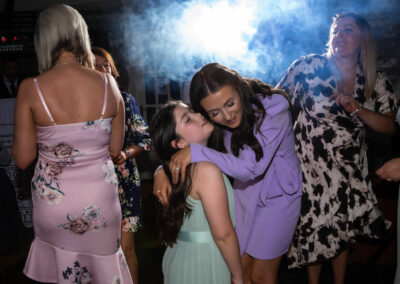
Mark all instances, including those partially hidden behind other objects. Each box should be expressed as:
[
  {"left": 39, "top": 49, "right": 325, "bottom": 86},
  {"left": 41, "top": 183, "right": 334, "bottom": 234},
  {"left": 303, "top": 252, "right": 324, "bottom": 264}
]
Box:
[{"left": 208, "top": 111, "right": 218, "bottom": 118}]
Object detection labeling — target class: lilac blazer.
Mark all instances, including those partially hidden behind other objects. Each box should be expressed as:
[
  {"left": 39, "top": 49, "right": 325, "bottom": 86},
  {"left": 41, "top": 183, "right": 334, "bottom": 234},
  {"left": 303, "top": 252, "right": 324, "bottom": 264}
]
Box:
[{"left": 191, "top": 94, "right": 302, "bottom": 257}]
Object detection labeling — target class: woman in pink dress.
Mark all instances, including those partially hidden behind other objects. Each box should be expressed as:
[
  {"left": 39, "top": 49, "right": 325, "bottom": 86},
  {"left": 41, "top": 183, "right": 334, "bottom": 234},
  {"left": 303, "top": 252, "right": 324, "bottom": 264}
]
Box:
[{"left": 12, "top": 4, "right": 132, "bottom": 283}]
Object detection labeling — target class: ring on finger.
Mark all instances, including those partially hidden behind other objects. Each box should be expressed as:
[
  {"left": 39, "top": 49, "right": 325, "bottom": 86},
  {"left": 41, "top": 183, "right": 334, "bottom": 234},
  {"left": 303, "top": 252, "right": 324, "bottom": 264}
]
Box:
[{"left": 174, "top": 167, "right": 180, "bottom": 171}]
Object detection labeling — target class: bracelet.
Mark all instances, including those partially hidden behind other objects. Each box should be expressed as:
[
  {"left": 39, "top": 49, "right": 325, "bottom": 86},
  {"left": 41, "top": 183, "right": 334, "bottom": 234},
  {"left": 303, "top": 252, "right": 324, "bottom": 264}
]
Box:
[
  {"left": 350, "top": 104, "right": 362, "bottom": 116},
  {"left": 123, "top": 148, "right": 131, "bottom": 159},
  {"left": 154, "top": 165, "right": 163, "bottom": 177}
]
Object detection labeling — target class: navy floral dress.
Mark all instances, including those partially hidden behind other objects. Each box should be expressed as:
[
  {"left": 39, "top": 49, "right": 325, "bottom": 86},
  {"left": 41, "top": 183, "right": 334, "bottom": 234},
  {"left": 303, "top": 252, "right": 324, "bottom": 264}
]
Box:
[
  {"left": 277, "top": 54, "right": 398, "bottom": 268},
  {"left": 116, "top": 92, "right": 151, "bottom": 233}
]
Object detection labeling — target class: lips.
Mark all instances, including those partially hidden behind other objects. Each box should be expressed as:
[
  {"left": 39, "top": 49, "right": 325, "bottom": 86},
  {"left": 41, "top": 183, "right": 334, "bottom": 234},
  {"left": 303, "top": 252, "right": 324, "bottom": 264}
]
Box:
[{"left": 226, "top": 116, "right": 236, "bottom": 126}]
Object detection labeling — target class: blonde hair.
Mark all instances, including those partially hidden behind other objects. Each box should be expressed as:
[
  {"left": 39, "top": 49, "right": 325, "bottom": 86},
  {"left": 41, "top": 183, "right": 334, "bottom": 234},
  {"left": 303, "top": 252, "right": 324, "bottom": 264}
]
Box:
[
  {"left": 326, "top": 13, "right": 376, "bottom": 99},
  {"left": 91, "top": 47, "right": 120, "bottom": 78},
  {"left": 34, "top": 4, "right": 94, "bottom": 73}
]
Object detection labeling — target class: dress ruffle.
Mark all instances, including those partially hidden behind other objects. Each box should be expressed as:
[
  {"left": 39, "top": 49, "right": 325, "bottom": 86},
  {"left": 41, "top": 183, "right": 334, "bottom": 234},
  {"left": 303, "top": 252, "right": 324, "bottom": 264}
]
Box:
[{"left": 24, "top": 237, "right": 132, "bottom": 284}]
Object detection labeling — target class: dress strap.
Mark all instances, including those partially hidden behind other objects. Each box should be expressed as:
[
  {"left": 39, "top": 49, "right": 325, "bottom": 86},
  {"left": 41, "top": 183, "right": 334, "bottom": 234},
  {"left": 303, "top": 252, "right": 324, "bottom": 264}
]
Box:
[
  {"left": 33, "top": 78, "right": 56, "bottom": 125},
  {"left": 100, "top": 73, "right": 109, "bottom": 119}
]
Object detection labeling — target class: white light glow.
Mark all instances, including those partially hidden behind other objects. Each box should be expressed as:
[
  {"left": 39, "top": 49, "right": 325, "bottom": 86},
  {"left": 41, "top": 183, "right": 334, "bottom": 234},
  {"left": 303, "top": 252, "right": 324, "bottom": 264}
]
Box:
[{"left": 177, "top": 0, "right": 257, "bottom": 59}]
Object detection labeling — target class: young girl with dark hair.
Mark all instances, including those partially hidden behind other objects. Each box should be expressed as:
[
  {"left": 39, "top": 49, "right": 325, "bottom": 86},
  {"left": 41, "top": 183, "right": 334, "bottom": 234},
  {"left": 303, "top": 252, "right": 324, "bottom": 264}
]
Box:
[
  {"left": 154, "top": 63, "right": 302, "bottom": 284},
  {"left": 150, "top": 100, "right": 243, "bottom": 284}
]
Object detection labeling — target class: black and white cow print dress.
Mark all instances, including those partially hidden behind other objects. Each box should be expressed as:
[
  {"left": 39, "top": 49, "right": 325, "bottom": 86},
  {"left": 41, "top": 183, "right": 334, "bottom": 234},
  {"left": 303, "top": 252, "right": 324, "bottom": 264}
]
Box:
[{"left": 277, "top": 54, "right": 398, "bottom": 268}]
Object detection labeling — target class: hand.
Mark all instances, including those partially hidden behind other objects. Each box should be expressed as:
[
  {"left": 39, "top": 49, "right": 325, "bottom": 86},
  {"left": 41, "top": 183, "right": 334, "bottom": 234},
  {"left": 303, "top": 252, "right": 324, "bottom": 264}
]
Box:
[
  {"left": 231, "top": 275, "right": 243, "bottom": 284},
  {"left": 112, "top": 150, "right": 127, "bottom": 165},
  {"left": 330, "top": 92, "right": 360, "bottom": 114},
  {"left": 376, "top": 158, "right": 400, "bottom": 182},
  {"left": 153, "top": 168, "right": 172, "bottom": 206},
  {"left": 169, "top": 146, "right": 191, "bottom": 184}
]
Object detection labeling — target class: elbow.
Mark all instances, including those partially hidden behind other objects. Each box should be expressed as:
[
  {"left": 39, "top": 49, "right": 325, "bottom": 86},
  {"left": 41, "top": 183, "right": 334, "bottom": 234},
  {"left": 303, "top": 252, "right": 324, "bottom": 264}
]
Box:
[
  {"left": 12, "top": 148, "right": 34, "bottom": 170},
  {"left": 13, "top": 156, "right": 33, "bottom": 170},
  {"left": 212, "top": 228, "right": 236, "bottom": 244}
]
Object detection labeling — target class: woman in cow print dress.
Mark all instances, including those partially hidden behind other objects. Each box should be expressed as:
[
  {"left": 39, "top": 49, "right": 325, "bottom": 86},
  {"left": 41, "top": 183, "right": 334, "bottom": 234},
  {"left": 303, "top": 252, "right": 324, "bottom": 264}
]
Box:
[{"left": 277, "top": 13, "right": 398, "bottom": 284}]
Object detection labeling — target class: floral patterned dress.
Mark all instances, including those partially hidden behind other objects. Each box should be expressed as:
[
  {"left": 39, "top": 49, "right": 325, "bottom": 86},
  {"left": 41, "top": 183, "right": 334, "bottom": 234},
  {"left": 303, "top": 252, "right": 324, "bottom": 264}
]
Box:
[
  {"left": 23, "top": 76, "right": 132, "bottom": 283},
  {"left": 277, "top": 54, "right": 398, "bottom": 268},
  {"left": 116, "top": 92, "right": 151, "bottom": 233}
]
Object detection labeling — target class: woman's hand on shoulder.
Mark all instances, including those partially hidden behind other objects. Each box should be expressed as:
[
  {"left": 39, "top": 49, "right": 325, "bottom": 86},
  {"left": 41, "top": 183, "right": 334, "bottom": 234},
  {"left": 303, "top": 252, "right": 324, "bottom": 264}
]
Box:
[
  {"left": 153, "top": 167, "right": 172, "bottom": 206},
  {"left": 169, "top": 145, "right": 191, "bottom": 184}
]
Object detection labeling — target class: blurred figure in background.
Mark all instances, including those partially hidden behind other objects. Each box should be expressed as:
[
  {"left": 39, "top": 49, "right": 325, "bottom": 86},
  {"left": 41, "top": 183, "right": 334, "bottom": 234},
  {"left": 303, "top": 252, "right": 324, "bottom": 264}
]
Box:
[
  {"left": 92, "top": 46, "right": 151, "bottom": 284},
  {"left": 0, "top": 57, "right": 21, "bottom": 98}
]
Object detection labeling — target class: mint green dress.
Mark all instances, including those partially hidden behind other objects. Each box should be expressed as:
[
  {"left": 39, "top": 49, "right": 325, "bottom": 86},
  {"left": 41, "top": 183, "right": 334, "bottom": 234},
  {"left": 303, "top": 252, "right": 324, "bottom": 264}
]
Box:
[{"left": 162, "top": 174, "right": 235, "bottom": 284}]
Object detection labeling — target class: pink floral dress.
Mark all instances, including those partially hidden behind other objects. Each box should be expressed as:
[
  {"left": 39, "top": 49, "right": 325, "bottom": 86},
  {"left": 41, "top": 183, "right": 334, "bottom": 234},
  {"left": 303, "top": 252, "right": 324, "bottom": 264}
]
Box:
[{"left": 23, "top": 76, "right": 133, "bottom": 284}]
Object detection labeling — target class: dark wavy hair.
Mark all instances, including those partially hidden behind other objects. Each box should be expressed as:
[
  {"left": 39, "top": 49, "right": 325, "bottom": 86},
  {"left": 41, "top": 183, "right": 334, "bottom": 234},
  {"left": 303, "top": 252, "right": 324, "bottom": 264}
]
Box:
[
  {"left": 190, "top": 63, "right": 290, "bottom": 161},
  {"left": 149, "top": 101, "right": 195, "bottom": 247}
]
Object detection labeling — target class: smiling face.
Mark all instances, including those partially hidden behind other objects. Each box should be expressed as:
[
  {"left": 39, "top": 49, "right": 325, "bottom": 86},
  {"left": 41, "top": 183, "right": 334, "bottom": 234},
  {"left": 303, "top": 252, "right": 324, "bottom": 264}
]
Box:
[
  {"left": 173, "top": 103, "right": 214, "bottom": 147},
  {"left": 94, "top": 54, "right": 112, "bottom": 75},
  {"left": 330, "top": 16, "right": 362, "bottom": 59},
  {"left": 200, "top": 85, "right": 243, "bottom": 129}
]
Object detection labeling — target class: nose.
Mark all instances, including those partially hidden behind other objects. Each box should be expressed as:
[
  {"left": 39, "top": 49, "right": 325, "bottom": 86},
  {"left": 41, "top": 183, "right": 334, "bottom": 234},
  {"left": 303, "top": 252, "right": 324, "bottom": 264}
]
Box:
[
  {"left": 221, "top": 108, "right": 232, "bottom": 121},
  {"left": 335, "top": 29, "right": 345, "bottom": 38},
  {"left": 193, "top": 112, "right": 205, "bottom": 122}
]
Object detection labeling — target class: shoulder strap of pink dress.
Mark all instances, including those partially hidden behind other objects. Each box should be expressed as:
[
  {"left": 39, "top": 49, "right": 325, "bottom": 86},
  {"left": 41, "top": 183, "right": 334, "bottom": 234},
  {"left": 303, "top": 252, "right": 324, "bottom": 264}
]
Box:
[
  {"left": 33, "top": 78, "right": 56, "bottom": 125},
  {"left": 100, "top": 73, "right": 109, "bottom": 119}
]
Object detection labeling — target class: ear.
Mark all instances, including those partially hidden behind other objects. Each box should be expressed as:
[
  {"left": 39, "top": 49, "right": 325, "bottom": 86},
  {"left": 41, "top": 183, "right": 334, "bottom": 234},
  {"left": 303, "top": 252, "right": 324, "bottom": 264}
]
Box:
[{"left": 171, "top": 139, "right": 187, "bottom": 149}]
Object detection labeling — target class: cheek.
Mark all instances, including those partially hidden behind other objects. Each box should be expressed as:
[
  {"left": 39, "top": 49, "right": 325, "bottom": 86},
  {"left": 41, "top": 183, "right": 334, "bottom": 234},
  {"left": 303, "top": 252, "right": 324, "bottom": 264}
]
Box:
[{"left": 209, "top": 115, "right": 223, "bottom": 125}]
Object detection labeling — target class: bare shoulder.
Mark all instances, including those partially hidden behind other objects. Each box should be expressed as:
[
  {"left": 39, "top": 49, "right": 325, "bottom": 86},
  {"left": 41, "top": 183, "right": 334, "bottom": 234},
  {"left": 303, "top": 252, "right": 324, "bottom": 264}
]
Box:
[
  {"left": 192, "top": 161, "right": 224, "bottom": 193},
  {"left": 19, "top": 77, "right": 35, "bottom": 92},
  {"left": 16, "top": 77, "right": 36, "bottom": 102},
  {"left": 193, "top": 161, "right": 222, "bottom": 180}
]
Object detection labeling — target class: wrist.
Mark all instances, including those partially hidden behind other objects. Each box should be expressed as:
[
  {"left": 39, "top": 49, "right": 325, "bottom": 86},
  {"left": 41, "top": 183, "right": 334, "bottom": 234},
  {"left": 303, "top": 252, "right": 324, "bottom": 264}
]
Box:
[
  {"left": 350, "top": 103, "right": 362, "bottom": 116},
  {"left": 123, "top": 148, "right": 131, "bottom": 159},
  {"left": 154, "top": 165, "right": 163, "bottom": 177}
]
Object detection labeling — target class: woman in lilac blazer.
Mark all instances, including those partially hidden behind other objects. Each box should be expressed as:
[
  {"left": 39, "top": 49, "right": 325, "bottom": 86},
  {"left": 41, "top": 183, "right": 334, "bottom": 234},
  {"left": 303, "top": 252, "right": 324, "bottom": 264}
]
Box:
[{"left": 154, "top": 63, "right": 302, "bottom": 284}]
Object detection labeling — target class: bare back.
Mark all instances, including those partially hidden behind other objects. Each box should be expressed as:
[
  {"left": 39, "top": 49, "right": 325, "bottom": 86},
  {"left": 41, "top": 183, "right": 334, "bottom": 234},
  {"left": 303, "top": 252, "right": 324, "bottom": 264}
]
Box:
[
  {"left": 12, "top": 64, "right": 125, "bottom": 169},
  {"left": 29, "top": 64, "right": 120, "bottom": 126}
]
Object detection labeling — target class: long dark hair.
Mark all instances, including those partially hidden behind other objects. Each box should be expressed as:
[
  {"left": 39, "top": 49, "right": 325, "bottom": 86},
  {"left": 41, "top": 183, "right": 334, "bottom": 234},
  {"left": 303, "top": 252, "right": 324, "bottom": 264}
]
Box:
[
  {"left": 149, "top": 101, "right": 195, "bottom": 246},
  {"left": 190, "top": 62, "right": 290, "bottom": 161}
]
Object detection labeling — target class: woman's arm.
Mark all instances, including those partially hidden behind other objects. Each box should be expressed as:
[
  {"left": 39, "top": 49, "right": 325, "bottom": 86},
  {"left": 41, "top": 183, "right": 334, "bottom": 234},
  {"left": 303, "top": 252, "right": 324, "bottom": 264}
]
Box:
[
  {"left": 357, "top": 108, "right": 395, "bottom": 134},
  {"left": 170, "top": 96, "right": 292, "bottom": 183},
  {"left": 153, "top": 167, "right": 172, "bottom": 206},
  {"left": 109, "top": 75, "right": 125, "bottom": 160},
  {"left": 12, "top": 79, "right": 37, "bottom": 169},
  {"left": 113, "top": 93, "right": 150, "bottom": 165},
  {"left": 331, "top": 93, "right": 396, "bottom": 134},
  {"left": 194, "top": 162, "right": 243, "bottom": 284},
  {"left": 332, "top": 71, "right": 398, "bottom": 134}
]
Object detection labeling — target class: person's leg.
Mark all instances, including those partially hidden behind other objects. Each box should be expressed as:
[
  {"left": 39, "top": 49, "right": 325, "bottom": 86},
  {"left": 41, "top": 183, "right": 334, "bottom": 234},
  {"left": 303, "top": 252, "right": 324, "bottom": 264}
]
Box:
[
  {"left": 242, "top": 253, "right": 253, "bottom": 284},
  {"left": 121, "top": 230, "right": 138, "bottom": 284},
  {"left": 244, "top": 253, "right": 282, "bottom": 284},
  {"left": 307, "top": 263, "right": 322, "bottom": 284},
  {"left": 331, "top": 249, "right": 349, "bottom": 284}
]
